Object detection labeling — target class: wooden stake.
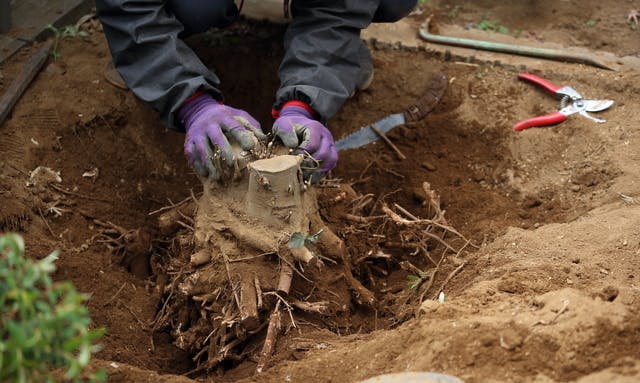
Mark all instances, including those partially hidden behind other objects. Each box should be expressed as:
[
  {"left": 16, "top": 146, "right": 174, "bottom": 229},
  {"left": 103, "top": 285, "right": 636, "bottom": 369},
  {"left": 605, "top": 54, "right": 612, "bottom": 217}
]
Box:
[{"left": 0, "top": 41, "right": 52, "bottom": 126}]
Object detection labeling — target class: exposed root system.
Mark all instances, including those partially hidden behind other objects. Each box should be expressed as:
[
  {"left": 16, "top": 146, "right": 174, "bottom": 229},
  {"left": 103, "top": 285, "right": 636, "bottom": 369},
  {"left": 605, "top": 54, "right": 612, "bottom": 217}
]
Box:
[{"left": 148, "top": 149, "right": 464, "bottom": 374}]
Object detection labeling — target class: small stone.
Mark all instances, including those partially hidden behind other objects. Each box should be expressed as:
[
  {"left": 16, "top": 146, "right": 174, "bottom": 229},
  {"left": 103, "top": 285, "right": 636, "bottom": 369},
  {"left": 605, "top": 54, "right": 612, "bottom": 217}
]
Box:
[
  {"left": 570, "top": 184, "right": 581, "bottom": 192},
  {"left": 600, "top": 286, "right": 619, "bottom": 302},
  {"left": 419, "top": 299, "right": 439, "bottom": 314},
  {"left": 421, "top": 161, "right": 437, "bottom": 171}
]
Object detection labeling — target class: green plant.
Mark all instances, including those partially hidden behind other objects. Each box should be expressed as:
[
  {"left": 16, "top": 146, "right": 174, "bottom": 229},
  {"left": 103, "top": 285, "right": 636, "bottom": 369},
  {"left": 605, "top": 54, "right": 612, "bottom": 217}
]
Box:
[
  {"left": 407, "top": 271, "right": 430, "bottom": 290},
  {"left": 46, "top": 24, "right": 88, "bottom": 60},
  {"left": 446, "top": 5, "right": 461, "bottom": 19},
  {"left": 477, "top": 19, "right": 509, "bottom": 34},
  {"left": 585, "top": 19, "right": 597, "bottom": 27},
  {"left": 0, "top": 233, "right": 105, "bottom": 383},
  {"left": 287, "top": 229, "right": 323, "bottom": 249}
]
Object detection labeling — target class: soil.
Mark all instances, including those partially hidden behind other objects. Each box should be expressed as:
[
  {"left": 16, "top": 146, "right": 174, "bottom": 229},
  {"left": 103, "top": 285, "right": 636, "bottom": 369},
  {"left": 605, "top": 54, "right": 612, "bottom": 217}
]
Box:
[{"left": 1, "top": 1, "right": 639, "bottom": 382}]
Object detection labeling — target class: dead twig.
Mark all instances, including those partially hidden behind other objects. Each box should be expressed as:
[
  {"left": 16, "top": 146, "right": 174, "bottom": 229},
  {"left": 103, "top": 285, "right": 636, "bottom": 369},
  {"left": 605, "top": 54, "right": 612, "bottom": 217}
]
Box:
[
  {"left": 37, "top": 207, "right": 56, "bottom": 238},
  {"left": 50, "top": 183, "right": 112, "bottom": 203},
  {"left": 532, "top": 299, "right": 570, "bottom": 326},
  {"left": 370, "top": 124, "right": 407, "bottom": 161},
  {"left": 103, "top": 282, "right": 127, "bottom": 307},
  {"left": 118, "top": 299, "right": 148, "bottom": 329},
  {"left": 342, "top": 213, "right": 385, "bottom": 223},
  {"left": 432, "top": 261, "right": 467, "bottom": 300},
  {"left": 222, "top": 254, "right": 242, "bottom": 312},
  {"left": 148, "top": 196, "right": 193, "bottom": 215},
  {"left": 228, "top": 252, "right": 275, "bottom": 263}
]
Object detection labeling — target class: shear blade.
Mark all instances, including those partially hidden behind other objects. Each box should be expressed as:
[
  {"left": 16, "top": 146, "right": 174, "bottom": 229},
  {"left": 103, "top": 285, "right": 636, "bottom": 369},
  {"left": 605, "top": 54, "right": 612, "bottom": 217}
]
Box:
[{"left": 584, "top": 99, "right": 614, "bottom": 112}]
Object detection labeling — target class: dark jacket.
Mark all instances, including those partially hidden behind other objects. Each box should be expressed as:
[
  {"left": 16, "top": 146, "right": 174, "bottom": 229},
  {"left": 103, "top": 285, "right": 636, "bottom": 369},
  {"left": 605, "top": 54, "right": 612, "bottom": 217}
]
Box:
[{"left": 96, "top": 0, "right": 381, "bottom": 130}]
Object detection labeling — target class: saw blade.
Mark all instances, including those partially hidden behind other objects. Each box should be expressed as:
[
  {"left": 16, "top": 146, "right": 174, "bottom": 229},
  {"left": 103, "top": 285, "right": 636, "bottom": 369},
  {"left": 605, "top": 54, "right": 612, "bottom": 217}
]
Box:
[{"left": 335, "top": 113, "right": 406, "bottom": 152}]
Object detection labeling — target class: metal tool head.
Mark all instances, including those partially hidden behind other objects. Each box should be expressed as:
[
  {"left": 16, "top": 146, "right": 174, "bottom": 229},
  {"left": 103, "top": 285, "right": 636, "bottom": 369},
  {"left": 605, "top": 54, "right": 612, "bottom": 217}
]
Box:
[
  {"left": 560, "top": 98, "right": 614, "bottom": 123},
  {"left": 556, "top": 86, "right": 583, "bottom": 101},
  {"left": 583, "top": 99, "right": 614, "bottom": 112},
  {"left": 335, "top": 113, "right": 405, "bottom": 152}
]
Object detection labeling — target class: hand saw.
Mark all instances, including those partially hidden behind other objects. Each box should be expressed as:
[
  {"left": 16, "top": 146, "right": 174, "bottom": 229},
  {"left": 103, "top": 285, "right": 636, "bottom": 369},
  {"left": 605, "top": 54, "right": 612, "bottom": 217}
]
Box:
[{"left": 335, "top": 72, "right": 448, "bottom": 152}]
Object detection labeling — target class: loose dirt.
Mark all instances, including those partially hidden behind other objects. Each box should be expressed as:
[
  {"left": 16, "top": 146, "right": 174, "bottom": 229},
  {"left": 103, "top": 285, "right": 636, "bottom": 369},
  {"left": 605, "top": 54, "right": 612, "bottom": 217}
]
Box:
[{"left": 1, "top": 1, "right": 639, "bottom": 382}]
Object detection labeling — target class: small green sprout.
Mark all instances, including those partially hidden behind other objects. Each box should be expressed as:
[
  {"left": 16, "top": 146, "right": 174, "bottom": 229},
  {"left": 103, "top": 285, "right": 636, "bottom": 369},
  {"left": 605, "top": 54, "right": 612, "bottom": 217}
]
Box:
[
  {"left": 477, "top": 19, "right": 509, "bottom": 34},
  {"left": 446, "top": 6, "right": 461, "bottom": 19},
  {"left": 288, "top": 229, "right": 323, "bottom": 249},
  {"left": 407, "top": 271, "right": 430, "bottom": 290},
  {"left": 46, "top": 24, "right": 89, "bottom": 60}
]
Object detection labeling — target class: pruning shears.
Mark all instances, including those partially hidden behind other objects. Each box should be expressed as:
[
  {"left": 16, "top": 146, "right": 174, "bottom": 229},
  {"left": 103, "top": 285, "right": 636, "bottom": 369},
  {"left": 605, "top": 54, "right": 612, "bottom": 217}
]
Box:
[{"left": 513, "top": 73, "right": 614, "bottom": 131}]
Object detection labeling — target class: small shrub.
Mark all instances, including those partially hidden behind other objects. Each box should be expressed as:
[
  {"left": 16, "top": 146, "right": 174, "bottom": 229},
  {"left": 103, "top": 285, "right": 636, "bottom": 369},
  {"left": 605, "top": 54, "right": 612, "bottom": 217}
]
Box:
[{"left": 0, "top": 233, "right": 105, "bottom": 383}]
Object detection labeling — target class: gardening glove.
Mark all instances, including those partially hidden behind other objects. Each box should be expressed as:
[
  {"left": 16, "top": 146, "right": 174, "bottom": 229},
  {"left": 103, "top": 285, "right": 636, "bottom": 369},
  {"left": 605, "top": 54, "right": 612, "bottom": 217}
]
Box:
[
  {"left": 272, "top": 101, "right": 338, "bottom": 183},
  {"left": 179, "top": 93, "right": 266, "bottom": 179}
]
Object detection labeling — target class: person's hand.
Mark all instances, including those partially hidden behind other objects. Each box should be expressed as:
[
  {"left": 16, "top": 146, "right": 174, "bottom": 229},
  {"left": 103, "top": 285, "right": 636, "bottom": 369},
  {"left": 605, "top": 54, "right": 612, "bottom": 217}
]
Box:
[
  {"left": 179, "top": 93, "right": 266, "bottom": 179},
  {"left": 272, "top": 102, "right": 338, "bottom": 183}
]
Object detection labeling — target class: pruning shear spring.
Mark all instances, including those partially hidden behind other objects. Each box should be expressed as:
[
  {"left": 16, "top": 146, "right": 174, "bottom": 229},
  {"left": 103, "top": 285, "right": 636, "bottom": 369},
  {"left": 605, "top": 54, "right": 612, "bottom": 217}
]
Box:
[{"left": 513, "top": 73, "right": 614, "bottom": 131}]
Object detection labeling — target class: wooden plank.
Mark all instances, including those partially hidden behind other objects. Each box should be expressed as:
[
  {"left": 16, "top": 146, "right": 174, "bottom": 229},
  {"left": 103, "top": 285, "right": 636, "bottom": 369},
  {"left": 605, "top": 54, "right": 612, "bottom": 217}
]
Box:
[
  {"left": 0, "top": 35, "right": 25, "bottom": 64},
  {"left": 0, "top": 41, "right": 52, "bottom": 126}
]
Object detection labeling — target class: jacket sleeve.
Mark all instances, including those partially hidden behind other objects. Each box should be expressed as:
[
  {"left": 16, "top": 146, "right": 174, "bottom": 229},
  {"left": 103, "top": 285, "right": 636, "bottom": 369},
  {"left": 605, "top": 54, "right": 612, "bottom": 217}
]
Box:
[
  {"left": 274, "top": 0, "right": 379, "bottom": 122},
  {"left": 96, "top": 0, "right": 223, "bottom": 131}
]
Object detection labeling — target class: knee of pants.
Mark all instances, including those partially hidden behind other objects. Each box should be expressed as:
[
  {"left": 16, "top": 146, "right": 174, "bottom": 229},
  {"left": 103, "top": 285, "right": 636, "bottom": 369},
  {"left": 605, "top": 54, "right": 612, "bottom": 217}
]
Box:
[
  {"left": 373, "top": 0, "right": 417, "bottom": 23},
  {"left": 167, "top": 0, "right": 239, "bottom": 34}
]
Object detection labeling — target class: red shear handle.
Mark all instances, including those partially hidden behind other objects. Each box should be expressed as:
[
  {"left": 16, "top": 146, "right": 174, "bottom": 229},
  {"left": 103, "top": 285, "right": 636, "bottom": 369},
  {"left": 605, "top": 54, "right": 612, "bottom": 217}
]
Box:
[
  {"left": 518, "top": 73, "right": 562, "bottom": 94},
  {"left": 513, "top": 112, "right": 567, "bottom": 131}
]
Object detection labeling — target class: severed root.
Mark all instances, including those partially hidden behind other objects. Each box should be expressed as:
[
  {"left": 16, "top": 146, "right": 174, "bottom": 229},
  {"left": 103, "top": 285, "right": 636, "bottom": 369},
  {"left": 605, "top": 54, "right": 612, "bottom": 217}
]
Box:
[
  {"left": 257, "top": 261, "right": 293, "bottom": 373},
  {"left": 256, "top": 300, "right": 282, "bottom": 373},
  {"left": 239, "top": 273, "right": 259, "bottom": 330},
  {"left": 291, "top": 298, "right": 329, "bottom": 314},
  {"left": 312, "top": 220, "right": 375, "bottom": 306},
  {"left": 190, "top": 250, "right": 211, "bottom": 266},
  {"left": 94, "top": 220, "right": 152, "bottom": 278},
  {"left": 341, "top": 261, "right": 376, "bottom": 306},
  {"left": 157, "top": 200, "right": 196, "bottom": 236}
]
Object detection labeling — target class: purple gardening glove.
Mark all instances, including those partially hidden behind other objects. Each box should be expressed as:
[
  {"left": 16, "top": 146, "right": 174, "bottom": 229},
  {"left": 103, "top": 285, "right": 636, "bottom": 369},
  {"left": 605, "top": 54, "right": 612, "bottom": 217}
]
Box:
[
  {"left": 179, "top": 93, "right": 266, "bottom": 179},
  {"left": 272, "top": 101, "right": 338, "bottom": 183}
]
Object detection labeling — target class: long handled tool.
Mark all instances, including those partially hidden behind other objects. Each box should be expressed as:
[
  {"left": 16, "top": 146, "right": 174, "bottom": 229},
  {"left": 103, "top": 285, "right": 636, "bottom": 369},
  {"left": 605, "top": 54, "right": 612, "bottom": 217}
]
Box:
[{"left": 419, "top": 16, "right": 614, "bottom": 71}]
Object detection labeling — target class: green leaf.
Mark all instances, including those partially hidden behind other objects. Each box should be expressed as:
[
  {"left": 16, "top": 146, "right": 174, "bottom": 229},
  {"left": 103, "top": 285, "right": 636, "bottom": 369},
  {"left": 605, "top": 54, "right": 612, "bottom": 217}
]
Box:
[
  {"left": 406, "top": 275, "right": 421, "bottom": 282},
  {"left": 288, "top": 232, "right": 306, "bottom": 249},
  {"left": 0, "top": 233, "right": 104, "bottom": 382},
  {"left": 91, "top": 369, "right": 108, "bottom": 383}
]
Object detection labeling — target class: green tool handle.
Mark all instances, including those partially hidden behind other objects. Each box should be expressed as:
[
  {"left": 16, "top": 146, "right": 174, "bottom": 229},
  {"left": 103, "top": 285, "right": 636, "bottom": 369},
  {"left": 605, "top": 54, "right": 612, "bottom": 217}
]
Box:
[{"left": 418, "top": 21, "right": 613, "bottom": 71}]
